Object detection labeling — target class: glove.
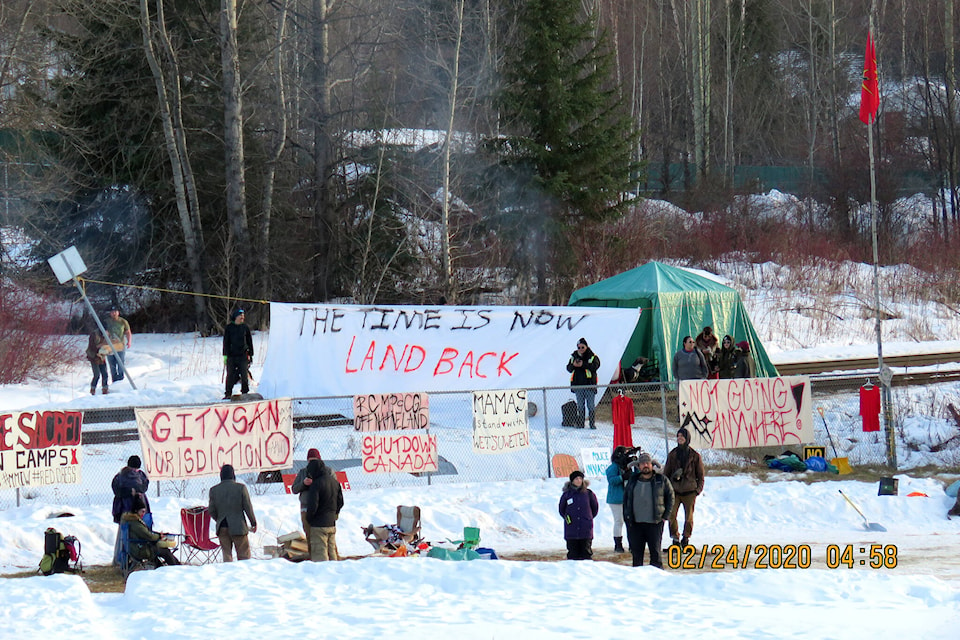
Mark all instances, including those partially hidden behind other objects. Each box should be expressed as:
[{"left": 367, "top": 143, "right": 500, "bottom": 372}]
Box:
[{"left": 223, "top": 356, "right": 228, "bottom": 364}]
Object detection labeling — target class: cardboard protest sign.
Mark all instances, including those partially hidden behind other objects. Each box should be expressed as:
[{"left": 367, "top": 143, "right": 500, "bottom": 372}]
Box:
[
  {"left": 472, "top": 389, "right": 530, "bottom": 454},
  {"left": 353, "top": 392, "right": 429, "bottom": 431},
  {"left": 260, "top": 303, "right": 639, "bottom": 396},
  {"left": 361, "top": 432, "right": 438, "bottom": 474},
  {"left": 135, "top": 399, "right": 293, "bottom": 479},
  {"left": 580, "top": 448, "right": 611, "bottom": 477},
  {"left": 0, "top": 410, "right": 82, "bottom": 489},
  {"left": 678, "top": 376, "right": 814, "bottom": 449}
]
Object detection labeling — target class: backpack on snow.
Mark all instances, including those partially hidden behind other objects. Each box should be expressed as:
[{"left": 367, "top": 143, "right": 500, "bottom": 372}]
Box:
[{"left": 39, "top": 527, "right": 82, "bottom": 575}]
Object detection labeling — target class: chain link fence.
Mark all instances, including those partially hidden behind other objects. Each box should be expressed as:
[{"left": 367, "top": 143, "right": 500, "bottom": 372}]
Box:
[{"left": 4, "top": 373, "right": 955, "bottom": 511}]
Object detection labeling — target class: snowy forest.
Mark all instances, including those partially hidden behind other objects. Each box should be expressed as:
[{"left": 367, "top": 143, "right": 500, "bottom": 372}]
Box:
[{"left": 1, "top": 0, "right": 960, "bottom": 331}]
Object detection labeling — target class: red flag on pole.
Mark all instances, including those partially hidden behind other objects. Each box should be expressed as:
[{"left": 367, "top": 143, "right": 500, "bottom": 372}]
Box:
[{"left": 859, "top": 33, "right": 879, "bottom": 125}]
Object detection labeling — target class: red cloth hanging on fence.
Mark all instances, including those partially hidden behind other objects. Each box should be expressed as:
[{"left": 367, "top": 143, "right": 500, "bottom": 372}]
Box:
[
  {"left": 860, "top": 384, "right": 881, "bottom": 432},
  {"left": 612, "top": 394, "right": 635, "bottom": 449}
]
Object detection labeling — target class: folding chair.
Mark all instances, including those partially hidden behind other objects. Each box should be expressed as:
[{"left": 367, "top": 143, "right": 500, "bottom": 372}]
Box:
[
  {"left": 395, "top": 505, "right": 421, "bottom": 544},
  {"left": 179, "top": 506, "right": 221, "bottom": 565},
  {"left": 447, "top": 526, "right": 480, "bottom": 551},
  {"left": 117, "top": 522, "right": 154, "bottom": 580}
]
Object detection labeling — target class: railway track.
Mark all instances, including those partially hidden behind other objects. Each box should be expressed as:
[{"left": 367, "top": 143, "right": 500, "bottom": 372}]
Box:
[{"left": 775, "top": 351, "right": 960, "bottom": 390}]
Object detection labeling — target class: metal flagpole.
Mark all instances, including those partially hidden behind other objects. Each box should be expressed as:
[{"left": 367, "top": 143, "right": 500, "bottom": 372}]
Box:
[{"left": 865, "top": 13, "right": 895, "bottom": 469}]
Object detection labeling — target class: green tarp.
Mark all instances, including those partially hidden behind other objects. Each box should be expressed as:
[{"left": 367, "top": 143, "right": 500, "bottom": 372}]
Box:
[{"left": 568, "top": 261, "right": 778, "bottom": 381}]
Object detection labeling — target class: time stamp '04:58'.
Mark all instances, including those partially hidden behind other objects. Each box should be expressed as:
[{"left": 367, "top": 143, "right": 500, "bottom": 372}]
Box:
[{"left": 666, "top": 544, "right": 899, "bottom": 570}]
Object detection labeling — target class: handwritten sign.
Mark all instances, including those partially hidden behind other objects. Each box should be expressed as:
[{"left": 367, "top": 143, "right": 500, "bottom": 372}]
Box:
[
  {"left": 259, "top": 303, "right": 639, "bottom": 396},
  {"left": 472, "top": 389, "right": 530, "bottom": 454},
  {"left": 0, "top": 410, "right": 83, "bottom": 489},
  {"left": 135, "top": 399, "right": 294, "bottom": 480},
  {"left": 580, "top": 448, "right": 611, "bottom": 477},
  {"left": 678, "top": 376, "right": 814, "bottom": 449},
  {"left": 361, "top": 433, "right": 438, "bottom": 474},
  {"left": 353, "top": 392, "right": 429, "bottom": 432}
]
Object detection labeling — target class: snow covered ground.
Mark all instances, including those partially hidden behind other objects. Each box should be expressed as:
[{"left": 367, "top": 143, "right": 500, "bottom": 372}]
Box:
[{"left": 3, "top": 253, "right": 960, "bottom": 639}]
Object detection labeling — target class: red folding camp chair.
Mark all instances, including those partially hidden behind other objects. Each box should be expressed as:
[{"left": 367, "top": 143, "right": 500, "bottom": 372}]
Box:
[{"left": 179, "top": 506, "right": 221, "bottom": 565}]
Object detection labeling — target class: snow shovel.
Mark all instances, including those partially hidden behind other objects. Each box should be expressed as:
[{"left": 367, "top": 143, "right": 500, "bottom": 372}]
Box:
[
  {"left": 817, "top": 407, "right": 852, "bottom": 474},
  {"left": 839, "top": 489, "right": 887, "bottom": 532}
]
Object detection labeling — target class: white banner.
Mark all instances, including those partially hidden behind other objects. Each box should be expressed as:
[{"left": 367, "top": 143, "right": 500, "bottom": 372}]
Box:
[
  {"left": 135, "top": 399, "right": 294, "bottom": 480},
  {"left": 361, "top": 433, "right": 438, "bottom": 474},
  {"left": 259, "top": 303, "right": 639, "bottom": 396},
  {"left": 472, "top": 389, "right": 530, "bottom": 454},
  {"left": 0, "top": 410, "right": 83, "bottom": 489},
  {"left": 678, "top": 376, "right": 814, "bottom": 449}
]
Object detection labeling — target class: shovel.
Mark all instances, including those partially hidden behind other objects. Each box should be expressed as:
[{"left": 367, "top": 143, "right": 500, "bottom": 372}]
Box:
[
  {"left": 839, "top": 489, "right": 887, "bottom": 532},
  {"left": 817, "top": 407, "right": 852, "bottom": 474}
]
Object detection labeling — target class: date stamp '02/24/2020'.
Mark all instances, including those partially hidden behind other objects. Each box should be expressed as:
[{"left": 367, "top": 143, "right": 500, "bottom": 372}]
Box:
[{"left": 665, "top": 544, "right": 899, "bottom": 571}]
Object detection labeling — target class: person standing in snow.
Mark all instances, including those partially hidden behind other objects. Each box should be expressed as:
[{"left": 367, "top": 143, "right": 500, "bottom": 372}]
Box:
[
  {"left": 622, "top": 453, "right": 674, "bottom": 568},
  {"left": 606, "top": 448, "right": 627, "bottom": 553},
  {"left": 208, "top": 464, "right": 258, "bottom": 561},
  {"left": 304, "top": 456, "right": 344, "bottom": 562},
  {"left": 103, "top": 306, "right": 132, "bottom": 382},
  {"left": 222, "top": 308, "right": 254, "bottom": 399},
  {"left": 566, "top": 338, "right": 601, "bottom": 429},
  {"left": 86, "top": 329, "right": 110, "bottom": 395},
  {"left": 559, "top": 470, "right": 599, "bottom": 560},
  {"left": 111, "top": 455, "right": 151, "bottom": 524},
  {"left": 663, "top": 427, "right": 705, "bottom": 549}
]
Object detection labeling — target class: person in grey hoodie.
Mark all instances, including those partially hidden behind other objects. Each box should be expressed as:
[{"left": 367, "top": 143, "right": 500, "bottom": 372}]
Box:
[{"left": 673, "top": 336, "right": 709, "bottom": 381}]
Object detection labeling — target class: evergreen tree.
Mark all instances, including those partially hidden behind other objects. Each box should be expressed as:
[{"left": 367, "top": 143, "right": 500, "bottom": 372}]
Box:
[{"left": 495, "top": 0, "right": 640, "bottom": 301}]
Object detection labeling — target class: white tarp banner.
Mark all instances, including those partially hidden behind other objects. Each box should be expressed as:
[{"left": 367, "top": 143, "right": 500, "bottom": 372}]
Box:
[
  {"left": 677, "top": 376, "right": 814, "bottom": 449},
  {"left": 472, "top": 389, "right": 530, "bottom": 454},
  {"left": 260, "top": 303, "right": 640, "bottom": 396},
  {"left": 135, "top": 399, "right": 294, "bottom": 480},
  {"left": 0, "top": 410, "right": 83, "bottom": 489}
]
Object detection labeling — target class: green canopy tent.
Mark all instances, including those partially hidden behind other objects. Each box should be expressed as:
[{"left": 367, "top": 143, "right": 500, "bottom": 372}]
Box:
[{"left": 568, "top": 261, "right": 778, "bottom": 381}]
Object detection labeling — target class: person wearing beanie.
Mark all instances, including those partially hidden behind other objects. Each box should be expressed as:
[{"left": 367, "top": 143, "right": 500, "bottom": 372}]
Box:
[
  {"left": 733, "top": 341, "right": 756, "bottom": 378},
  {"left": 622, "top": 451, "right": 674, "bottom": 568},
  {"left": 605, "top": 447, "right": 628, "bottom": 553},
  {"left": 558, "top": 469, "right": 599, "bottom": 560},
  {"left": 120, "top": 495, "right": 181, "bottom": 567},
  {"left": 222, "top": 308, "right": 254, "bottom": 399},
  {"left": 291, "top": 448, "right": 324, "bottom": 554},
  {"left": 717, "top": 335, "right": 738, "bottom": 379},
  {"left": 111, "top": 454, "right": 150, "bottom": 524},
  {"left": 663, "top": 427, "right": 706, "bottom": 549},
  {"left": 208, "top": 463, "right": 258, "bottom": 561},
  {"left": 303, "top": 457, "right": 344, "bottom": 561},
  {"left": 566, "top": 338, "right": 601, "bottom": 429}
]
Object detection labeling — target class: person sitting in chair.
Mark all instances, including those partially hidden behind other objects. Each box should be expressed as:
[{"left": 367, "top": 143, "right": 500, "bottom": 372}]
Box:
[{"left": 121, "top": 496, "right": 181, "bottom": 567}]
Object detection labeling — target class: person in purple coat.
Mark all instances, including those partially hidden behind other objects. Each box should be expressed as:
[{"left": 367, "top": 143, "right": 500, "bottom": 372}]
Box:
[{"left": 558, "top": 470, "right": 599, "bottom": 560}]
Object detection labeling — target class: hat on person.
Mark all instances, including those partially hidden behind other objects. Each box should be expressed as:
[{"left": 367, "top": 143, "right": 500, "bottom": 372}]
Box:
[
  {"left": 127, "top": 455, "right": 141, "bottom": 469},
  {"left": 637, "top": 452, "right": 653, "bottom": 465},
  {"left": 130, "top": 495, "right": 147, "bottom": 512},
  {"left": 736, "top": 341, "right": 750, "bottom": 353},
  {"left": 307, "top": 448, "right": 321, "bottom": 460},
  {"left": 677, "top": 427, "right": 690, "bottom": 442},
  {"left": 231, "top": 308, "right": 245, "bottom": 320},
  {"left": 569, "top": 470, "right": 585, "bottom": 482},
  {"left": 220, "top": 464, "right": 235, "bottom": 480},
  {"left": 577, "top": 338, "right": 588, "bottom": 348}
]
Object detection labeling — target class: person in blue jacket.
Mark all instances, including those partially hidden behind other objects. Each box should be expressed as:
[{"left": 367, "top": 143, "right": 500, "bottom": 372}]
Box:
[
  {"left": 606, "top": 448, "right": 627, "bottom": 553},
  {"left": 559, "top": 470, "right": 599, "bottom": 560}
]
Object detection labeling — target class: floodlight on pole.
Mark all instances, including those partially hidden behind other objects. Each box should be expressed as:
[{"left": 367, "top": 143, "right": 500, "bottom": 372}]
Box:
[{"left": 47, "top": 246, "right": 137, "bottom": 390}]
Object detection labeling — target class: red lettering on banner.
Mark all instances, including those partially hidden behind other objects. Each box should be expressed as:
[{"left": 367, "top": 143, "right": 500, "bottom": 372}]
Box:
[
  {"left": 214, "top": 408, "right": 231, "bottom": 437},
  {"left": 475, "top": 352, "right": 497, "bottom": 378},
  {"left": 152, "top": 413, "right": 171, "bottom": 442},
  {"left": 0, "top": 414, "right": 12, "bottom": 451},
  {"left": 496, "top": 352, "right": 518, "bottom": 377},
  {"left": 434, "top": 348, "right": 458, "bottom": 375}
]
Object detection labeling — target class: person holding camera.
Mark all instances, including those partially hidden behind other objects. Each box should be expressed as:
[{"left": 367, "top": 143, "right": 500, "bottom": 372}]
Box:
[
  {"left": 662, "top": 427, "right": 705, "bottom": 549},
  {"left": 567, "top": 338, "right": 601, "bottom": 429}
]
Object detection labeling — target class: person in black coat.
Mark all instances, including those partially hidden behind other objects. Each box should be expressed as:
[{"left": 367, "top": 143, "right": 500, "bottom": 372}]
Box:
[
  {"left": 304, "top": 457, "right": 344, "bottom": 561},
  {"left": 111, "top": 455, "right": 150, "bottom": 524},
  {"left": 566, "top": 337, "right": 601, "bottom": 429},
  {"left": 223, "top": 308, "right": 254, "bottom": 398}
]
